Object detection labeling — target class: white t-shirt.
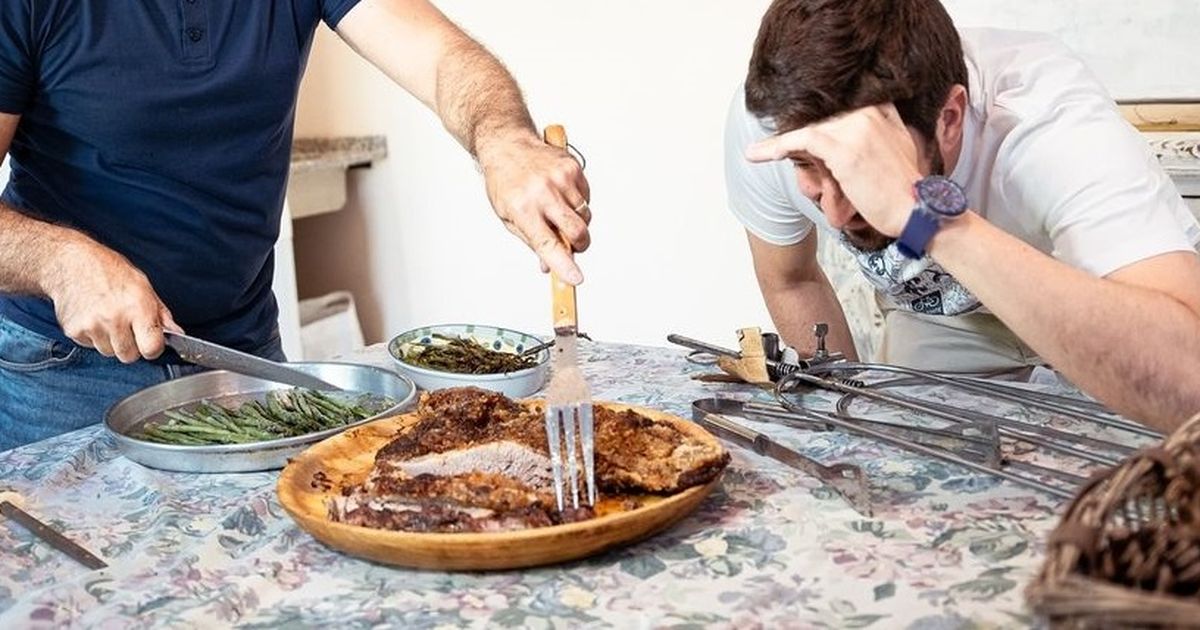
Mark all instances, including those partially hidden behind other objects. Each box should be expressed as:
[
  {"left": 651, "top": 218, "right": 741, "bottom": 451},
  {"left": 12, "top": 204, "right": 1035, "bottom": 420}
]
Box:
[{"left": 725, "top": 28, "right": 1200, "bottom": 292}]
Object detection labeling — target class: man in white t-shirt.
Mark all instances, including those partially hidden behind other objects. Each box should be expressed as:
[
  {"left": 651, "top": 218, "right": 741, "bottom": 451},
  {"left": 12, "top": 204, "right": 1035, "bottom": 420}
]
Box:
[{"left": 726, "top": 0, "right": 1200, "bottom": 431}]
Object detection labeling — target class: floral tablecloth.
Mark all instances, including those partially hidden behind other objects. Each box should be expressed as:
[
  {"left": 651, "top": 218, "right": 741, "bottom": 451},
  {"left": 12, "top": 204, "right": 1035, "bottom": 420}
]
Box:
[{"left": 0, "top": 342, "right": 1150, "bottom": 629}]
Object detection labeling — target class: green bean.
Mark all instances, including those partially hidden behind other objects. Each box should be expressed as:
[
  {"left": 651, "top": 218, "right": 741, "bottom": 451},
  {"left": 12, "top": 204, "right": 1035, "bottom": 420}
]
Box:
[
  {"left": 402, "top": 335, "right": 536, "bottom": 374},
  {"left": 304, "top": 393, "right": 348, "bottom": 427},
  {"left": 135, "top": 387, "right": 396, "bottom": 445}
]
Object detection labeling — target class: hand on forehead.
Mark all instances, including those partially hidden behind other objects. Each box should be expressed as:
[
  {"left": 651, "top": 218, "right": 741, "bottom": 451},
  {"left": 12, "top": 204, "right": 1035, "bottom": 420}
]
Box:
[{"left": 746, "top": 103, "right": 905, "bottom": 163}]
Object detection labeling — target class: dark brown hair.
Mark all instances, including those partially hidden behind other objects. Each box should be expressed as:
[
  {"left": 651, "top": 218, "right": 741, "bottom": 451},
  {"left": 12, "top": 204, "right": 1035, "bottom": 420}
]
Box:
[{"left": 745, "top": 0, "right": 967, "bottom": 139}]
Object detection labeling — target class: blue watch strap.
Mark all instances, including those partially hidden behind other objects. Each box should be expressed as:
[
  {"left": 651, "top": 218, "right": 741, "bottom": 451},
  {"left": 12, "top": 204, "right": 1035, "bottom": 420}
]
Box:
[
  {"left": 896, "top": 208, "right": 940, "bottom": 259},
  {"left": 897, "top": 176, "right": 968, "bottom": 259}
]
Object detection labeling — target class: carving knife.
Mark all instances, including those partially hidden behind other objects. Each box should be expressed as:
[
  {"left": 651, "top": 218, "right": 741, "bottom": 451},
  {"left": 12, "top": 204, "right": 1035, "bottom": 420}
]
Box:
[{"left": 164, "top": 331, "right": 341, "bottom": 391}]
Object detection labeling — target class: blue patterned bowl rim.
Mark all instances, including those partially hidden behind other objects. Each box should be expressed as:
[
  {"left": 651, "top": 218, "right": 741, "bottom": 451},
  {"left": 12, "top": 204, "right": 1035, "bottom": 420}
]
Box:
[{"left": 387, "top": 323, "right": 550, "bottom": 378}]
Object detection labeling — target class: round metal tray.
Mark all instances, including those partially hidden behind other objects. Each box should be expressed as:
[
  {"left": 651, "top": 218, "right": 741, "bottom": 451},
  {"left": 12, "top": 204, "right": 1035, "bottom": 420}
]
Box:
[{"left": 104, "top": 362, "right": 416, "bottom": 473}]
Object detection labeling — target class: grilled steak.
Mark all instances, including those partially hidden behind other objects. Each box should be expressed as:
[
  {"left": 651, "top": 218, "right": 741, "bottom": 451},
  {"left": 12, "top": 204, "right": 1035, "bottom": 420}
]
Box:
[
  {"left": 329, "top": 387, "right": 729, "bottom": 532},
  {"left": 593, "top": 406, "right": 731, "bottom": 493},
  {"left": 375, "top": 387, "right": 548, "bottom": 462}
]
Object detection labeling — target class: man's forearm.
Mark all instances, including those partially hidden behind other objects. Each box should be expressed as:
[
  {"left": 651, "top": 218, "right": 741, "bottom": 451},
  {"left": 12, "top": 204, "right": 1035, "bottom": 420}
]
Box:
[
  {"left": 0, "top": 202, "right": 86, "bottom": 297},
  {"left": 335, "top": 1, "right": 538, "bottom": 158},
  {"left": 434, "top": 35, "right": 536, "bottom": 159},
  {"left": 760, "top": 272, "right": 859, "bottom": 362},
  {"left": 335, "top": 0, "right": 589, "bottom": 282},
  {"left": 931, "top": 212, "right": 1200, "bottom": 431}
]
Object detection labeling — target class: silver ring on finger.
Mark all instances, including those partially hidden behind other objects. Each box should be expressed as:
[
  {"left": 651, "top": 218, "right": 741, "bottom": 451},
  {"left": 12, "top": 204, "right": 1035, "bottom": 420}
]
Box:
[{"left": 573, "top": 200, "right": 590, "bottom": 215}]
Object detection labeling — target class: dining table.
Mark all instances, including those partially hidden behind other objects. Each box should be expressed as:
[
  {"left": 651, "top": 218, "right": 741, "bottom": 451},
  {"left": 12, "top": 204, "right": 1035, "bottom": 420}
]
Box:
[{"left": 0, "top": 340, "right": 1147, "bottom": 629}]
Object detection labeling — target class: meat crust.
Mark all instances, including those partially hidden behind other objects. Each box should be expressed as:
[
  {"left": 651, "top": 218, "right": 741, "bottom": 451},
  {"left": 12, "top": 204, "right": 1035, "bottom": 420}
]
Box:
[{"left": 329, "top": 387, "right": 728, "bottom": 533}]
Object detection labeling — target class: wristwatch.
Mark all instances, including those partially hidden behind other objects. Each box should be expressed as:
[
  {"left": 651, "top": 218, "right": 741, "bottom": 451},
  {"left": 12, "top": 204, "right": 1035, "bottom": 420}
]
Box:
[{"left": 896, "top": 175, "right": 969, "bottom": 259}]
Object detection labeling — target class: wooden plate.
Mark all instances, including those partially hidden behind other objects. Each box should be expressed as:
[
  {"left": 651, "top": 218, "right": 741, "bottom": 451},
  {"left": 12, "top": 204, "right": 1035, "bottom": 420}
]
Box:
[{"left": 276, "top": 401, "right": 725, "bottom": 570}]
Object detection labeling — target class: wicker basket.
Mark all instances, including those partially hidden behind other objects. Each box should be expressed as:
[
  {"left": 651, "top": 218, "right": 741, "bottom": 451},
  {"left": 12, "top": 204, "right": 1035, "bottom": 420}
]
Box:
[{"left": 1027, "top": 412, "right": 1200, "bottom": 628}]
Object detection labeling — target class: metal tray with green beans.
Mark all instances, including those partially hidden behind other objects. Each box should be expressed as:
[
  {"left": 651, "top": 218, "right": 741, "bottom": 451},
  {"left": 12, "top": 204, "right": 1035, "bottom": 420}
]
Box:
[
  {"left": 138, "top": 389, "right": 385, "bottom": 445},
  {"left": 104, "top": 362, "right": 417, "bottom": 473}
]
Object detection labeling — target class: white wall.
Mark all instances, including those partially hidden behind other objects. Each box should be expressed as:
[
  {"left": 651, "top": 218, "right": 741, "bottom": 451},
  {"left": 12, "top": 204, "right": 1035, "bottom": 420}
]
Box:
[
  {"left": 944, "top": 0, "right": 1200, "bottom": 100},
  {"left": 293, "top": 0, "right": 1198, "bottom": 349}
]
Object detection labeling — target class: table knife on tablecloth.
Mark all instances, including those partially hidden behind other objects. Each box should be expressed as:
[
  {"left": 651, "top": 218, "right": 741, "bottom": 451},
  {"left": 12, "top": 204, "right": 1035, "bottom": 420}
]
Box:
[{"left": 0, "top": 493, "right": 107, "bottom": 570}]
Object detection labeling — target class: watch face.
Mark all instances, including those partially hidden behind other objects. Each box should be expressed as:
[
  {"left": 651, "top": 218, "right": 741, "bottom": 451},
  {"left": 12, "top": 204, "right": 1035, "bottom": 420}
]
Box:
[{"left": 915, "top": 176, "right": 968, "bottom": 217}]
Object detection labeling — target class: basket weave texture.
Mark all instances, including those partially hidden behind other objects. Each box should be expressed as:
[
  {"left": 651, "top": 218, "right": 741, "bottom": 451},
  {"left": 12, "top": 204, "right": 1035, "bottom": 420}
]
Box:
[{"left": 1028, "top": 412, "right": 1200, "bottom": 628}]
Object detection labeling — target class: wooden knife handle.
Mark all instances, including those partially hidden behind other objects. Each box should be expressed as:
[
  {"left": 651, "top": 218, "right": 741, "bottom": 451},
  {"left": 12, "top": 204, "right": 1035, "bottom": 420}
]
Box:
[{"left": 543, "top": 124, "right": 578, "bottom": 331}]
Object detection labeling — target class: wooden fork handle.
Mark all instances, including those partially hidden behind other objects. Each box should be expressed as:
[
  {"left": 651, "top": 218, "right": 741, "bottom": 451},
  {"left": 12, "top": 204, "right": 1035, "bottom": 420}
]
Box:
[{"left": 543, "top": 124, "right": 578, "bottom": 332}]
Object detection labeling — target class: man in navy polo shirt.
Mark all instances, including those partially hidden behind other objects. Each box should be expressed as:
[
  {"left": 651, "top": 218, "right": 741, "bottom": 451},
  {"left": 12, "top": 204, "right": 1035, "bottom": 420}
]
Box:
[{"left": 0, "top": 1, "right": 593, "bottom": 450}]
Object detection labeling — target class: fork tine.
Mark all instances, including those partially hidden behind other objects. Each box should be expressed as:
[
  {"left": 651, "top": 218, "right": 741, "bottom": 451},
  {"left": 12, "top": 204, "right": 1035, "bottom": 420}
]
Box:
[
  {"left": 544, "top": 406, "right": 565, "bottom": 511},
  {"left": 564, "top": 407, "right": 580, "bottom": 509},
  {"left": 579, "top": 402, "right": 596, "bottom": 506}
]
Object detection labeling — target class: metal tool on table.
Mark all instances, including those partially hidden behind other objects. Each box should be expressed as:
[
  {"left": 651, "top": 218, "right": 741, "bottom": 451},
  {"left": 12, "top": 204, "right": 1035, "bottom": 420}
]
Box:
[
  {"left": 764, "top": 388, "right": 1078, "bottom": 500},
  {"left": 0, "top": 491, "right": 107, "bottom": 570},
  {"left": 824, "top": 392, "right": 1109, "bottom": 484},
  {"left": 952, "top": 375, "right": 1115, "bottom": 417},
  {"left": 736, "top": 399, "right": 1003, "bottom": 468},
  {"left": 668, "top": 323, "right": 848, "bottom": 383},
  {"left": 541, "top": 124, "right": 596, "bottom": 511},
  {"left": 705, "top": 395, "right": 1078, "bottom": 491},
  {"left": 164, "top": 331, "right": 341, "bottom": 391},
  {"left": 805, "top": 361, "right": 1160, "bottom": 440},
  {"left": 798, "top": 373, "right": 1130, "bottom": 467},
  {"left": 799, "top": 368, "right": 1148, "bottom": 467},
  {"left": 676, "top": 324, "right": 1148, "bottom": 500},
  {"left": 673, "top": 324, "right": 1138, "bottom": 437},
  {"left": 747, "top": 395, "right": 1088, "bottom": 488},
  {"left": 693, "top": 399, "right": 873, "bottom": 515}
]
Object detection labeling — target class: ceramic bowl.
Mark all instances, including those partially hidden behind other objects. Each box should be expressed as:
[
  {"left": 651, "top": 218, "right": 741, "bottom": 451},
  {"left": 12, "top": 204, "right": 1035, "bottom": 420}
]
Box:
[{"left": 387, "top": 323, "right": 550, "bottom": 397}]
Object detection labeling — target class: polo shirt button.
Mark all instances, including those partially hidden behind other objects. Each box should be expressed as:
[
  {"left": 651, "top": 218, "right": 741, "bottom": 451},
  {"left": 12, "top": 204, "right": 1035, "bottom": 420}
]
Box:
[{"left": 187, "top": 27, "right": 203, "bottom": 42}]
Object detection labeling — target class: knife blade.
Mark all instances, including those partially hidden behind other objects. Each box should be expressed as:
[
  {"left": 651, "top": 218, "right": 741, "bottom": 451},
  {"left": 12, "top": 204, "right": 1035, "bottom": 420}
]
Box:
[
  {"left": 164, "top": 331, "right": 341, "bottom": 391},
  {"left": 692, "top": 401, "right": 873, "bottom": 516},
  {"left": 1, "top": 500, "right": 107, "bottom": 570}
]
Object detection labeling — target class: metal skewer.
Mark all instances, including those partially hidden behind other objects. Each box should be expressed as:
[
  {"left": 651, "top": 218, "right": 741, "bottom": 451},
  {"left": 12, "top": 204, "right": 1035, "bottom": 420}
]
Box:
[
  {"left": 953, "top": 376, "right": 1114, "bottom": 415},
  {"left": 833, "top": 388, "right": 1133, "bottom": 464},
  {"left": 808, "top": 362, "right": 1160, "bottom": 439},
  {"left": 741, "top": 400, "right": 1001, "bottom": 466},
  {"left": 767, "top": 386, "right": 1076, "bottom": 500},
  {"left": 796, "top": 373, "right": 1130, "bottom": 467},
  {"left": 740, "top": 399, "right": 1087, "bottom": 493}
]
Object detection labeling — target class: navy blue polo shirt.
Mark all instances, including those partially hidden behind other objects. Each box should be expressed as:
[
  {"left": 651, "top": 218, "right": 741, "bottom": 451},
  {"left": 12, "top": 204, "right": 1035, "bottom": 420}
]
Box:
[{"left": 0, "top": 0, "right": 361, "bottom": 354}]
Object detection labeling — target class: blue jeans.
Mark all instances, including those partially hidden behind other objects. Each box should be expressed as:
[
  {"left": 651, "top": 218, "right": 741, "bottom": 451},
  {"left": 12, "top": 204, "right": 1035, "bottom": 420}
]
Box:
[{"left": 0, "top": 315, "right": 285, "bottom": 452}]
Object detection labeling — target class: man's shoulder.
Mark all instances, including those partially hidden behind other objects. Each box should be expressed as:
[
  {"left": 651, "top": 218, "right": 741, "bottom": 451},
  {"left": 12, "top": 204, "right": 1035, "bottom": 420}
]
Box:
[
  {"left": 723, "top": 83, "right": 782, "bottom": 191},
  {"left": 722, "top": 83, "right": 822, "bottom": 245},
  {"left": 958, "top": 27, "right": 1074, "bottom": 56},
  {"left": 961, "top": 27, "right": 1112, "bottom": 128},
  {"left": 724, "top": 84, "right": 772, "bottom": 148}
]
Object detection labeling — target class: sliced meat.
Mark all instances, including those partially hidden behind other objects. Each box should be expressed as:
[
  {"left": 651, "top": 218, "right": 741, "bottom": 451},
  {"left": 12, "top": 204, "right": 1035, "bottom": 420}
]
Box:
[
  {"left": 329, "top": 471, "right": 593, "bottom": 533},
  {"left": 331, "top": 387, "right": 729, "bottom": 533},
  {"left": 377, "top": 441, "right": 554, "bottom": 491}
]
